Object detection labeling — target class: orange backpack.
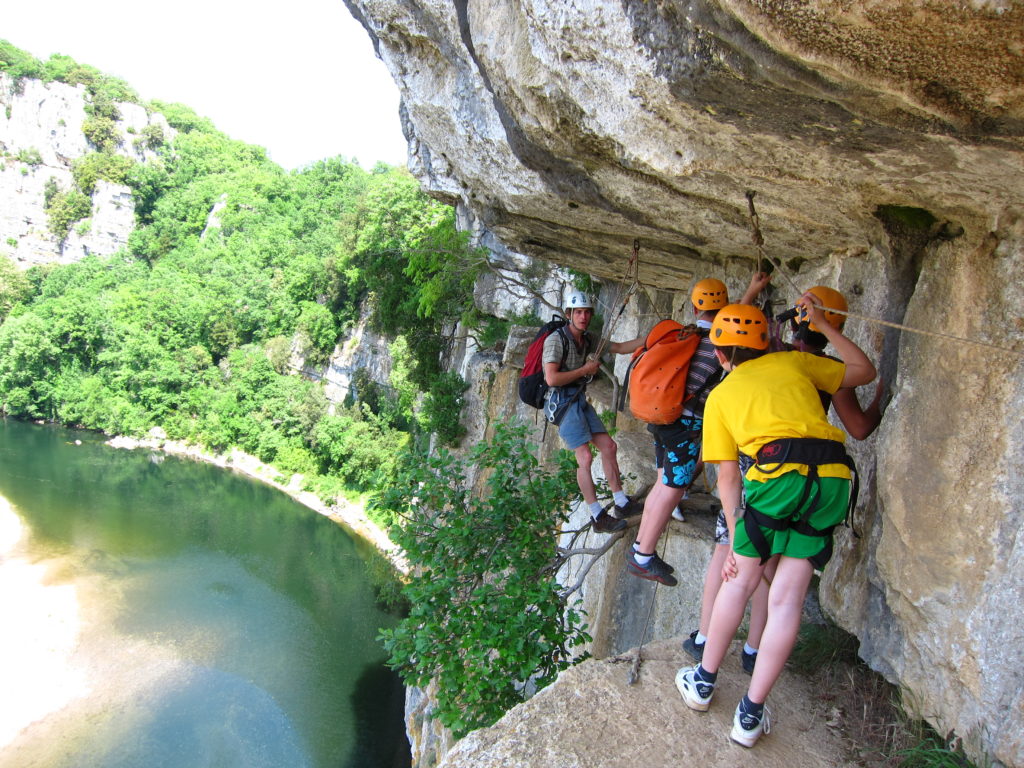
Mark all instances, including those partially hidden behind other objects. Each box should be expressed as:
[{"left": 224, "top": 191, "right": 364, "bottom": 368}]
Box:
[{"left": 623, "top": 320, "right": 702, "bottom": 424}]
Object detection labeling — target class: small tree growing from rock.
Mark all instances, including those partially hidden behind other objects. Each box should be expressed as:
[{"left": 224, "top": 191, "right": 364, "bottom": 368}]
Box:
[{"left": 377, "top": 420, "right": 591, "bottom": 737}]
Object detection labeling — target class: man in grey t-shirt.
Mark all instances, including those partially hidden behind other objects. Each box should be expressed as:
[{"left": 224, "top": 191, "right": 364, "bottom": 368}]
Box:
[{"left": 543, "top": 290, "right": 643, "bottom": 533}]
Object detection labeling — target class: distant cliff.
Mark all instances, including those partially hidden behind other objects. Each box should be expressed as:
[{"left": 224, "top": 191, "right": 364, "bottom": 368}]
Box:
[{"left": 0, "top": 72, "right": 170, "bottom": 266}]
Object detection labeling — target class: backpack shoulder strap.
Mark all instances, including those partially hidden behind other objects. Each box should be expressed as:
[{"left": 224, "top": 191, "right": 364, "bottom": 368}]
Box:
[{"left": 551, "top": 325, "right": 571, "bottom": 373}]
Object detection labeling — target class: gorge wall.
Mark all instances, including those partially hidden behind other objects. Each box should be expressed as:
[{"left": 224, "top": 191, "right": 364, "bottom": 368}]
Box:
[
  {"left": 346, "top": 2, "right": 1024, "bottom": 766},
  {"left": 0, "top": 73, "right": 170, "bottom": 265}
]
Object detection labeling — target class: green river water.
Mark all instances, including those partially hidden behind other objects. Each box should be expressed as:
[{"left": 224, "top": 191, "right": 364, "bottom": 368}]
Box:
[{"left": 0, "top": 419, "right": 409, "bottom": 768}]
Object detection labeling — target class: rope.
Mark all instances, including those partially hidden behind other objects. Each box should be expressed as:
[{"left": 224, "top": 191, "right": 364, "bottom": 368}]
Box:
[
  {"left": 628, "top": 527, "right": 670, "bottom": 686},
  {"left": 745, "top": 190, "right": 803, "bottom": 297},
  {"left": 627, "top": 576, "right": 658, "bottom": 684},
  {"left": 801, "top": 304, "right": 1024, "bottom": 357},
  {"left": 594, "top": 239, "right": 641, "bottom": 358},
  {"left": 744, "top": 191, "right": 1024, "bottom": 359}
]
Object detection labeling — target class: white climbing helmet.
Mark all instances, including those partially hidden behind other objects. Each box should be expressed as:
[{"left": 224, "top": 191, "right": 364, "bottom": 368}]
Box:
[{"left": 564, "top": 290, "right": 593, "bottom": 315}]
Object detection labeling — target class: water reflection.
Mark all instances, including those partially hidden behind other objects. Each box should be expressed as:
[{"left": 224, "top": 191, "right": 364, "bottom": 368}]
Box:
[{"left": 0, "top": 420, "right": 409, "bottom": 768}]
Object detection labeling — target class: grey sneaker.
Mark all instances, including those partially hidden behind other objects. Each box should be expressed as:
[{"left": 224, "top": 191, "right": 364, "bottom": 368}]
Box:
[
  {"left": 682, "top": 630, "right": 705, "bottom": 662},
  {"left": 626, "top": 550, "right": 678, "bottom": 586},
  {"left": 651, "top": 552, "right": 675, "bottom": 574},
  {"left": 741, "top": 648, "right": 757, "bottom": 675},
  {"left": 730, "top": 701, "right": 771, "bottom": 747},
  {"left": 675, "top": 665, "right": 715, "bottom": 711}
]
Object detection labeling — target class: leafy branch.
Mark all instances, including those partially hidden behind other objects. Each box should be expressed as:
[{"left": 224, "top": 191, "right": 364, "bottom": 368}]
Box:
[{"left": 375, "top": 420, "right": 597, "bottom": 738}]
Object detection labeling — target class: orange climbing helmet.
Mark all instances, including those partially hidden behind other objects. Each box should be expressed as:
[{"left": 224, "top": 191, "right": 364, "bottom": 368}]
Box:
[
  {"left": 691, "top": 278, "right": 729, "bottom": 311},
  {"left": 711, "top": 304, "right": 769, "bottom": 350},
  {"left": 798, "top": 286, "right": 847, "bottom": 332}
]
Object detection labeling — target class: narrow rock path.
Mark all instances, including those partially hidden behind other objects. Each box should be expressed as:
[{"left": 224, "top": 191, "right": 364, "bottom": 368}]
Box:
[{"left": 438, "top": 637, "right": 853, "bottom": 768}]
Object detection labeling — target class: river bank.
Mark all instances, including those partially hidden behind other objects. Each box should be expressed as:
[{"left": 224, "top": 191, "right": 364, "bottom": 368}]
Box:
[{"left": 105, "top": 431, "right": 408, "bottom": 575}]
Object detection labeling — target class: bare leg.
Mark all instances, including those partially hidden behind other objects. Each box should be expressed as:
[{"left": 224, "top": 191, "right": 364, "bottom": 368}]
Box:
[
  {"left": 635, "top": 478, "right": 684, "bottom": 552},
  {"left": 591, "top": 432, "right": 623, "bottom": 494},
  {"left": 747, "top": 555, "right": 814, "bottom": 703},
  {"left": 698, "top": 543, "right": 729, "bottom": 635},
  {"left": 701, "top": 552, "right": 767, "bottom": 674},
  {"left": 746, "top": 558, "right": 776, "bottom": 649},
  {"left": 574, "top": 443, "right": 598, "bottom": 505}
]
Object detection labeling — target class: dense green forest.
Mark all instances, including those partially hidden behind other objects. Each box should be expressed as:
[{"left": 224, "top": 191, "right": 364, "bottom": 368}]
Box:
[{"left": 0, "top": 42, "right": 486, "bottom": 520}]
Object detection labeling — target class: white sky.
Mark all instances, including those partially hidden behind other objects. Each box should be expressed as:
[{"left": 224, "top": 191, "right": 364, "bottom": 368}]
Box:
[{"left": 2, "top": 0, "right": 408, "bottom": 170}]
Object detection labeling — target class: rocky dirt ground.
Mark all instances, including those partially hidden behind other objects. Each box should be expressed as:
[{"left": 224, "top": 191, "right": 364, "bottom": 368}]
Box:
[{"left": 437, "top": 636, "right": 859, "bottom": 768}]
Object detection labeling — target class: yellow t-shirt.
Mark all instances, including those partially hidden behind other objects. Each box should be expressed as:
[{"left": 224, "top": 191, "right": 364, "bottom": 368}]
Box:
[{"left": 702, "top": 351, "right": 849, "bottom": 482}]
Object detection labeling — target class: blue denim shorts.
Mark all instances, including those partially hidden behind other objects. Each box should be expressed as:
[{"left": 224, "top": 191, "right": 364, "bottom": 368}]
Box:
[{"left": 558, "top": 398, "right": 606, "bottom": 450}]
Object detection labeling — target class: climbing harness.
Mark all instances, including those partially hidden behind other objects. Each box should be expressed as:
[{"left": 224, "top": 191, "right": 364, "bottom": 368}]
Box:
[{"left": 741, "top": 438, "right": 859, "bottom": 566}]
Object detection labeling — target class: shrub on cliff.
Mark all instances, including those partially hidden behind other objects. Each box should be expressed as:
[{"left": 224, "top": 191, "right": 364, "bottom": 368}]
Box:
[
  {"left": 43, "top": 182, "right": 92, "bottom": 240},
  {"left": 72, "top": 153, "right": 136, "bottom": 194},
  {"left": 82, "top": 115, "right": 122, "bottom": 152},
  {"left": 377, "top": 421, "right": 589, "bottom": 737}
]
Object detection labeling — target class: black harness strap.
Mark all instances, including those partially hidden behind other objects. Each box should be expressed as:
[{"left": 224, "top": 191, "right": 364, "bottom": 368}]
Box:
[{"left": 742, "top": 438, "right": 859, "bottom": 564}]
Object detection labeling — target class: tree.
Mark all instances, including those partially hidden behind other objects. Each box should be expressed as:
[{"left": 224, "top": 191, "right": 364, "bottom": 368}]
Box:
[
  {"left": 44, "top": 185, "right": 92, "bottom": 240},
  {"left": 0, "top": 313, "right": 61, "bottom": 417},
  {"left": 377, "top": 421, "right": 590, "bottom": 737},
  {"left": 0, "top": 255, "right": 34, "bottom": 320}
]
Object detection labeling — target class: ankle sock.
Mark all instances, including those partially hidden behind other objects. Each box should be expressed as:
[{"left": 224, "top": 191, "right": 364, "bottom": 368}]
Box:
[
  {"left": 694, "top": 632, "right": 707, "bottom": 646},
  {"left": 740, "top": 694, "right": 764, "bottom": 719},
  {"left": 744, "top": 642, "right": 758, "bottom": 656},
  {"left": 613, "top": 490, "right": 629, "bottom": 508},
  {"left": 695, "top": 665, "right": 717, "bottom": 684},
  {"left": 589, "top": 501, "right": 604, "bottom": 518},
  {"left": 633, "top": 551, "right": 653, "bottom": 566}
]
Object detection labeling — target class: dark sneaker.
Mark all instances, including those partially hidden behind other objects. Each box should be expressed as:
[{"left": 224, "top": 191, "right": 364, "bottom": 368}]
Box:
[
  {"left": 626, "top": 550, "right": 678, "bottom": 586},
  {"left": 615, "top": 496, "right": 644, "bottom": 518},
  {"left": 651, "top": 552, "right": 675, "bottom": 574},
  {"left": 682, "top": 630, "right": 705, "bottom": 662},
  {"left": 675, "top": 665, "right": 715, "bottom": 711},
  {"left": 592, "top": 510, "right": 627, "bottom": 534},
  {"left": 730, "top": 701, "right": 771, "bottom": 747},
  {"left": 741, "top": 648, "right": 757, "bottom": 675}
]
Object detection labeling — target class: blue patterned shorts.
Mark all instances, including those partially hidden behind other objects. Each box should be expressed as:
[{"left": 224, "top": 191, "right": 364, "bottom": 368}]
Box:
[{"left": 650, "top": 416, "right": 702, "bottom": 490}]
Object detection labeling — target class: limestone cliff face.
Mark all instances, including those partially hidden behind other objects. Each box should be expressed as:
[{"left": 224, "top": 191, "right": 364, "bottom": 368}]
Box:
[
  {"left": 0, "top": 73, "right": 170, "bottom": 266},
  {"left": 347, "top": 2, "right": 1024, "bottom": 766}
]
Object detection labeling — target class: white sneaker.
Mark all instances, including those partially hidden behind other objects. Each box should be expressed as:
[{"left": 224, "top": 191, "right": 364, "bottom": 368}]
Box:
[
  {"left": 671, "top": 507, "right": 686, "bottom": 522},
  {"left": 675, "top": 665, "right": 714, "bottom": 711},
  {"left": 730, "top": 701, "right": 771, "bottom": 747}
]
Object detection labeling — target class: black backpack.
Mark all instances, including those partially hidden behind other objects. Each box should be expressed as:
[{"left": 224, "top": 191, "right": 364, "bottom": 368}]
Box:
[{"left": 518, "top": 317, "right": 569, "bottom": 409}]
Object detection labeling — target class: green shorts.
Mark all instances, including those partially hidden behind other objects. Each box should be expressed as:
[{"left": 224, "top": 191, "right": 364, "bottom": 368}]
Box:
[{"left": 735, "top": 471, "right": 849, "bottom": 564}]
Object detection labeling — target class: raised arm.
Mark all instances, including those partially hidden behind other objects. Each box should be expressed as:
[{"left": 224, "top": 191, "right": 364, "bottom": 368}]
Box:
[
  {"left": 799, "top": 291, "right": 875, "bottom": 388},
  {"left": 831, "top": 384, "right": 883, "bottom": 440},
  {"left": 739, "top": 271, "right": 772, "bottom": 305}
]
